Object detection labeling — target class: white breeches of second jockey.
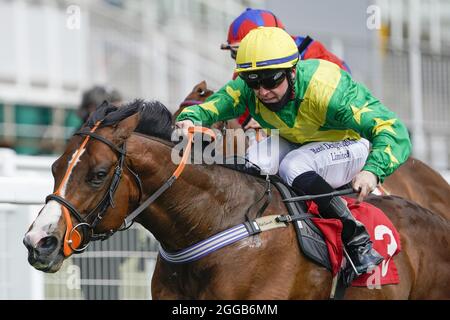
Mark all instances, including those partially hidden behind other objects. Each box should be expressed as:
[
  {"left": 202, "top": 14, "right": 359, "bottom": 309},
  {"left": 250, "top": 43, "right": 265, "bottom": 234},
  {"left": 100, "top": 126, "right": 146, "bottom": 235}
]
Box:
[{"left": 246, "top": 136, "right": 370, "bottom": 189}]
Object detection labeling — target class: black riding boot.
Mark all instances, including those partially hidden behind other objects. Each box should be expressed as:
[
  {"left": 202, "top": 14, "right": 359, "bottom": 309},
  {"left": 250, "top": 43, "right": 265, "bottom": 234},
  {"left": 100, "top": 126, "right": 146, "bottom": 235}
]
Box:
[
  {"left": 291, "top": 172, "right": 383, "bottom": 281},
  {"left": 327, "top": 197, "right": 384, "bottom": 276}
]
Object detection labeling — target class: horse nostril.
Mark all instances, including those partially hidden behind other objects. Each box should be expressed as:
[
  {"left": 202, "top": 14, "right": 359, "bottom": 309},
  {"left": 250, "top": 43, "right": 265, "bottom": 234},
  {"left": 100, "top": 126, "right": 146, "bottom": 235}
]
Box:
[
  {"left": 23, "top": 237, "right": 34, "bottom": 253},
  {"left": 37, "top": 236, "right": 58, "bottom": 253}
]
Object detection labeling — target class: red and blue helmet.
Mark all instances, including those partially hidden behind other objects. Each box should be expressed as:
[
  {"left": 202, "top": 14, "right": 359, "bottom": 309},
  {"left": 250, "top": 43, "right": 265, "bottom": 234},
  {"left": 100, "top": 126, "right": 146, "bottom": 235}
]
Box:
[{"left": 224, "top": 8, "right": 285, "bottom": 46}]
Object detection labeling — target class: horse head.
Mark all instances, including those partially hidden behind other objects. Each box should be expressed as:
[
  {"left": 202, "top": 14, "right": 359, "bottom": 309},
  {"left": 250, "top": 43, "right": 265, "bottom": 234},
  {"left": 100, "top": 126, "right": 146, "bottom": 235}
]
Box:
[
  {"left": 22, "top": 101, "right": 157, "bottom": 272},
  {"left": 173, "top": 81, "right": 216, "bottom": 125},
  {"left": 180, "top": 81, "right": 213, "bottom": 107}
]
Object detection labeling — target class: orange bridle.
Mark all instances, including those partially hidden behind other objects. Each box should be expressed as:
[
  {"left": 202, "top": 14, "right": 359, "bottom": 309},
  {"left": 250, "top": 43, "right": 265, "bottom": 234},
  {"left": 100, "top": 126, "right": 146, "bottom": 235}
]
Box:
[
  {"left": 50, "top": 121, "right": 102, "bottom": 256},
  {"left": 47, "top": 125, "right": 215, "bottom": 257}
]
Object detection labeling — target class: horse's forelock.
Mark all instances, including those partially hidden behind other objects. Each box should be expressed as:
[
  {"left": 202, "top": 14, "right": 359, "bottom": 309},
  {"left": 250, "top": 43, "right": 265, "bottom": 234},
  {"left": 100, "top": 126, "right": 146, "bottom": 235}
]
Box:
[
  {"left": 102, "top": 99, "right": 142, "bottom": 127},
  {"left": 85, "top": 101, "right": 119, "bottom": 128},
  {"left": 134, "top": 100, "right": 173, "bottom": 141},
  {"left": 85, "top": 99, "right": 143, "bottom": 129}
]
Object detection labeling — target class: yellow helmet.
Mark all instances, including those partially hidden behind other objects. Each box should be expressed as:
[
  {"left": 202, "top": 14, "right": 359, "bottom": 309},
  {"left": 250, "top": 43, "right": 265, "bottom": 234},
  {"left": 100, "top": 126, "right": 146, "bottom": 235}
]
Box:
[{"left": 235, "top": 27, "right": 299, "bottom": 74}]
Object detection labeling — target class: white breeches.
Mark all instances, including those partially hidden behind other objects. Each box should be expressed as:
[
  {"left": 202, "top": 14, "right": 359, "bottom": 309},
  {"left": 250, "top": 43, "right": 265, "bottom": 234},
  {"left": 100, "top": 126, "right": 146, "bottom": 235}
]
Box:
[{"left": 246, "top": 136, "right": 370, "bottom": 189}]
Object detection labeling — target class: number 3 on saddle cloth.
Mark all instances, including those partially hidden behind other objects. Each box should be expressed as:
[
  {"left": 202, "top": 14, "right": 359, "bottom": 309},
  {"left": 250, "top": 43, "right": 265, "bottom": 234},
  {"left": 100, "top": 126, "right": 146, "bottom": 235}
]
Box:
[{"left": 306, "top": 197, "right": 402, "bottom": 287}]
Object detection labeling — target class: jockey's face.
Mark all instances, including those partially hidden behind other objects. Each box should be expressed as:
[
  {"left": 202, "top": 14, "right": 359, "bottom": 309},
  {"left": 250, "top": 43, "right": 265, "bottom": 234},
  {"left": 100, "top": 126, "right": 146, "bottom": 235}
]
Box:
[{"left": 253, "top": 69, "right": 295, "bottom": 104}]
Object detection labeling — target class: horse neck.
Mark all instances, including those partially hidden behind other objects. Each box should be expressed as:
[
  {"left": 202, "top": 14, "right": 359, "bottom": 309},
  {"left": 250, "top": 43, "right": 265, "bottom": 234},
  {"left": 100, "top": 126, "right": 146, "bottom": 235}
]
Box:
[{"left": 127, "top": 134, "right": 265, "bottom": 252}]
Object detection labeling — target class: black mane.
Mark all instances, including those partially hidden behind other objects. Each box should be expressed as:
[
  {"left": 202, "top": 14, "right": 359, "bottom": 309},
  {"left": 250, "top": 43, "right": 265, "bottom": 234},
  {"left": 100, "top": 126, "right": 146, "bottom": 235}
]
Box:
[{"left": 86, "top": 99, "right": 173, "bottom": 141}]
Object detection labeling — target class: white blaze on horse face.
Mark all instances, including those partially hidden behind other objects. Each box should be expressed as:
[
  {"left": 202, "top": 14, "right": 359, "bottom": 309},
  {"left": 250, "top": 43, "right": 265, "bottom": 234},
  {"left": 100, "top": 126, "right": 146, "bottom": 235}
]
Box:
[{"left": 28, "top": 149, "right": 86, "bottom": 243}]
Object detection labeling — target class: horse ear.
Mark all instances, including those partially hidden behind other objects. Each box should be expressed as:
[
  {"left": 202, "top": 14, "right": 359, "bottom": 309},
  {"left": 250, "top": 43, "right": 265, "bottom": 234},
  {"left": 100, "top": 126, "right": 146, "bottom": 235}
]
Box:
[{"left": 112, "top": 113, "right": 140, "bottom": 145}]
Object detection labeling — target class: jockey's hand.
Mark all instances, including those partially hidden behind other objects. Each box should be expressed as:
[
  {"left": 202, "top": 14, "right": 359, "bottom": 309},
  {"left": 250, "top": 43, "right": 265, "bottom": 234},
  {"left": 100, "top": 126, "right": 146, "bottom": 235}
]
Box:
[
  {"left": 352, "top": 170, "right": 378, "bottom": 204},
  {"left": 175, "top": 120, "right": 194, "bottom": 137},
  {"left": 243, "top": 118, "right": 262, "bottom": 130}
]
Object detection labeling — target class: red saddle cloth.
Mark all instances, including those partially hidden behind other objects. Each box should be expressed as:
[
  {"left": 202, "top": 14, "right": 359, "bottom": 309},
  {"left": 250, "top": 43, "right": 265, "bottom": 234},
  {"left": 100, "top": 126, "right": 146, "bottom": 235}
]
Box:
[{"left": 307, "top": 196, "right": 401, "bottom": 287}]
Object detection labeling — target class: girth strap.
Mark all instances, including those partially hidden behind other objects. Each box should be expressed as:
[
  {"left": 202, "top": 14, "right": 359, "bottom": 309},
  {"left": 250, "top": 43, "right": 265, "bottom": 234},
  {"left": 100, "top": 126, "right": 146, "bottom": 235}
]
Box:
[{"left": 160, "top": 214, "right": 291, "bottom": 264}]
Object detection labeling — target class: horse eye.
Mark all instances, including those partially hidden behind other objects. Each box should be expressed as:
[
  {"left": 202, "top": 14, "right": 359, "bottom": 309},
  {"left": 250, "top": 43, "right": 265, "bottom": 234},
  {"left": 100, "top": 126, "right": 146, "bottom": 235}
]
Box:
[
  {"left": 198, "top": 89, "right": 206, "bottom": 96},
  {"left": 89, "top": 170, "right": 107, "bottom": 187},
  {"left": 95, "top": 171, "right": 107, "bottom": 180}
]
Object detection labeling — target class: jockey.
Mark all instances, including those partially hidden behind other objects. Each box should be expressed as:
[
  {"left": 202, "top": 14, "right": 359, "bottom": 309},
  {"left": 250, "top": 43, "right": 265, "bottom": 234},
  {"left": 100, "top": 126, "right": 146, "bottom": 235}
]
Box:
[
  {"left": 175, "top": 27, "right": 412, "bottom": 280},
  {"left": 221, "top": 8, "right": 351, "bottom": 130}
]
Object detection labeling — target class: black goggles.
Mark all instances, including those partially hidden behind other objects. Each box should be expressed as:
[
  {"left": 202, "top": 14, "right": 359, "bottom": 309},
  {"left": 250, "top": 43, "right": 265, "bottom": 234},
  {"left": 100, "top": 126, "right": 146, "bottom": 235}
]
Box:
[
  {"left": 220, "top": 43, "right": 239, "bottom": 60},
  {"left": 240, "top": 70, "right": 287, "bottom": 90}
]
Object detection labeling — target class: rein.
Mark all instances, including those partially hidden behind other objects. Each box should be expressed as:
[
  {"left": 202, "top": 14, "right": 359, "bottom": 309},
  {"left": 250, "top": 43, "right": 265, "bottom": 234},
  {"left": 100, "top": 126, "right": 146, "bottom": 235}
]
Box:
[{"left": 122, "top": 126, "right": 216, "bottom": 226}]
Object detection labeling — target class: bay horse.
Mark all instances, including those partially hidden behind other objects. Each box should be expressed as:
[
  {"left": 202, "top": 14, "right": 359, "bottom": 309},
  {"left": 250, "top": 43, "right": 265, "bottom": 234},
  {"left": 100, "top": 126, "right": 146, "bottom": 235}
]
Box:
[
  {"left": 175, "top": 81, "right": 450, "bottom": 220},
  {"left": 23, "top": 100, "right": 450, "bottom": 299}
]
